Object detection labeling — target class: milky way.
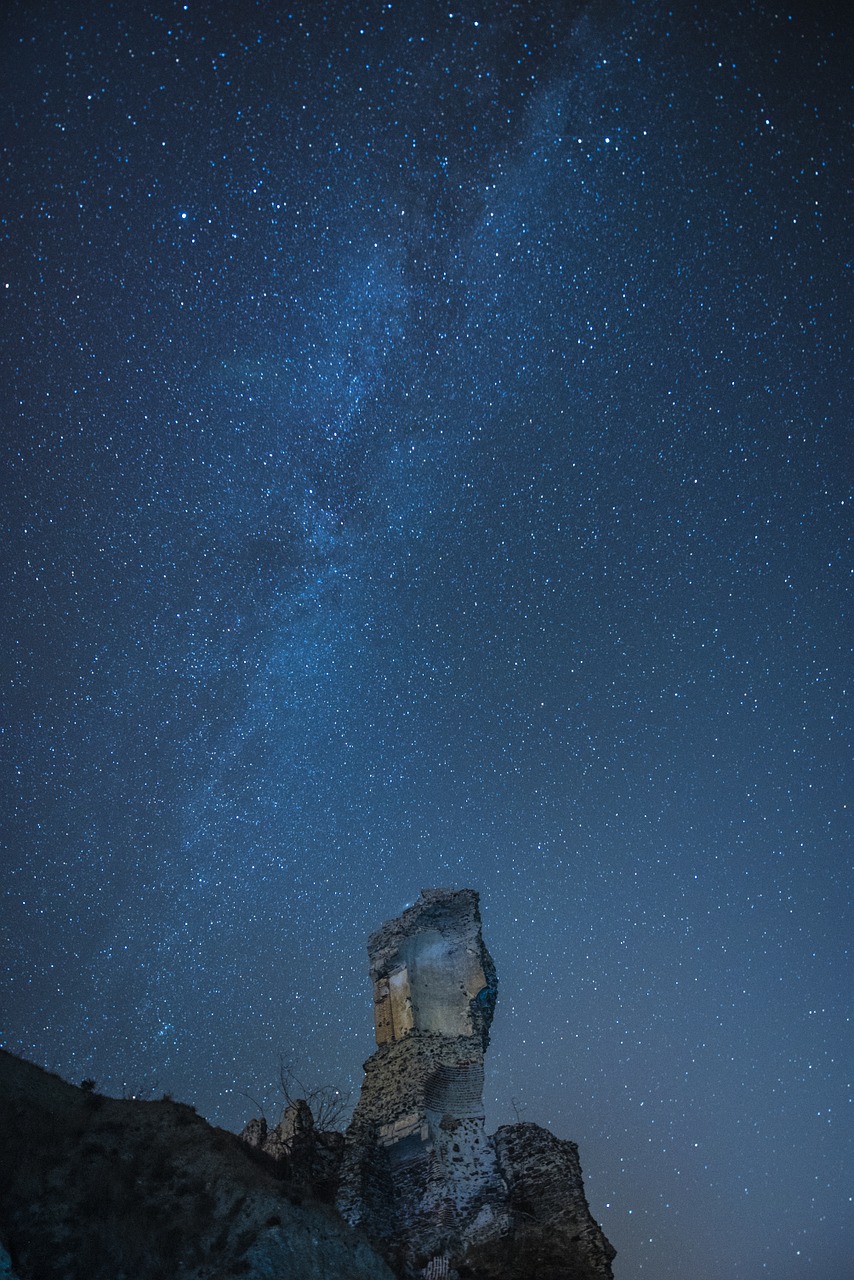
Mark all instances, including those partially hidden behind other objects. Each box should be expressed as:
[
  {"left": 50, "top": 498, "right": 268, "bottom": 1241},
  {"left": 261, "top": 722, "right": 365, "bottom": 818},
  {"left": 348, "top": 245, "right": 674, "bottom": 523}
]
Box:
[{"left": 2, "top": 3, "right": 850, "bottom": 1276}]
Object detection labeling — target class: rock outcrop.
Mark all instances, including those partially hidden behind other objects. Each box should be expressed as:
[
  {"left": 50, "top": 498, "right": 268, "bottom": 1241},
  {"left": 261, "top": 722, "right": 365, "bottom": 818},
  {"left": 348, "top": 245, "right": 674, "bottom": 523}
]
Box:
[
  {"left": 240, "top": 1099, "right": 345, "bottom": 1200},
  {"left": 337, "top": 889, "right": 616, "bottom": 1279}
]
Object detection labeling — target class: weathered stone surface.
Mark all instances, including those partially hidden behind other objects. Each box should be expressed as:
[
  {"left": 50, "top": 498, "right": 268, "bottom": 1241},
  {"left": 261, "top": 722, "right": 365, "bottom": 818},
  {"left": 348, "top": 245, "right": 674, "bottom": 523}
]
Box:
[
  {"left": 337, "top": 889, "right": 616, "bottom": 1280},
  {"left": 465, "top": 1123, "right": 618, "bottom": 1279},
  {"left": 368, "top": 888, "right": 498, "bottom": 1050},
  {"left": 337, "top": 890, "right": 503, "bottom": 1274},
  {"left": 241, "top": 1115, "right": 269, "bottom": 1149}
]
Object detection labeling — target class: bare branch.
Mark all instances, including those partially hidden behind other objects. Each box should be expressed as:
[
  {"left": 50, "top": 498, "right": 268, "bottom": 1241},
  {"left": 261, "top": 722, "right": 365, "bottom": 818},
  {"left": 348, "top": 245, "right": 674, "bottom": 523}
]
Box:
[
  {"left": 239, "top": 1090, "right": 267, "bottom": 1121},
  {"left": 278, "top": 1055, "right": 352, "bottom": 1131}
]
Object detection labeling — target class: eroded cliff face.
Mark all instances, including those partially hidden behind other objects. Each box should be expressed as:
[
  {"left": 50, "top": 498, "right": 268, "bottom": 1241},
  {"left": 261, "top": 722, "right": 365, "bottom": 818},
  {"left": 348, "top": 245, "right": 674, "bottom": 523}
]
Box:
[{"left": 336, "top": 889, "right": 616, "bottom": 1280}]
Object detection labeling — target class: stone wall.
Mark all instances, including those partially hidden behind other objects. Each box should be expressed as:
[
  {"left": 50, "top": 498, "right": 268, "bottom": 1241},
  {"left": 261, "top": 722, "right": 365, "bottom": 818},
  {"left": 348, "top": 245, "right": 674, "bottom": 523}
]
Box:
[
  {"left": 336, "top": 889, "right": 616, "bottom": 1280},
  {"left": 369, "top": 890, "right": 496, "bottom": 1047}
]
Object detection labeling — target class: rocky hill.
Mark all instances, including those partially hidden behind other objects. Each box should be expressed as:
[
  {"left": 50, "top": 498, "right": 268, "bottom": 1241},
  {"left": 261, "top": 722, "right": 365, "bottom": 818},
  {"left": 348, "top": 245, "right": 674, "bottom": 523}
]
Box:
[{"left": 0, "top": 1049, "right": 394, "bottom": 1280}]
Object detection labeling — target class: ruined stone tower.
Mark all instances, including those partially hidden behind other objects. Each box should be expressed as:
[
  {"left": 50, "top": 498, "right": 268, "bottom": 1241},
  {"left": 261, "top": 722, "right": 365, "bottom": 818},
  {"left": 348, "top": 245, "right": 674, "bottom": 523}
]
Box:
[{"left": 337, "top": 889, "right": 616, "bottom": 1280}]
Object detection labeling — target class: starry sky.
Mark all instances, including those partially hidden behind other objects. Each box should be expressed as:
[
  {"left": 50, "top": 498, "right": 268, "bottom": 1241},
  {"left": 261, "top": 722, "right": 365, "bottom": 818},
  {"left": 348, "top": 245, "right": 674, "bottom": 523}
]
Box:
[{"left": 2, "top": 1, "right": 851, "bottom": 1275}]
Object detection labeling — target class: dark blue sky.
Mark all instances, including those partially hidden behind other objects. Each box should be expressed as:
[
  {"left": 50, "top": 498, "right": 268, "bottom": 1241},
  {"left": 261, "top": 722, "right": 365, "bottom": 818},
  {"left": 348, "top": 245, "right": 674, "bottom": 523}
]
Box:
[{"left": 2, "top": 2, "right": 850, "bottom": 1276}]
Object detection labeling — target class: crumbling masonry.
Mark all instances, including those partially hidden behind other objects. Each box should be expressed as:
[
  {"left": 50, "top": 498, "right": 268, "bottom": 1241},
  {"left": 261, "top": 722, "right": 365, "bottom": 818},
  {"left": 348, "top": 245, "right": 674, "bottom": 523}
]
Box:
[{"left": 336, "top": 889, "right": 616, "bottom": 1280}]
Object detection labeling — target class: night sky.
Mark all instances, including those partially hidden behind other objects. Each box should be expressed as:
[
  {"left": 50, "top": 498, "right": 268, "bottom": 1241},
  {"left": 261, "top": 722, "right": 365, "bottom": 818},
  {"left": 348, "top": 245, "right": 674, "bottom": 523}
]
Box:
[{"left": 2, "top": 1, "right": 850, "bottom": 1276}]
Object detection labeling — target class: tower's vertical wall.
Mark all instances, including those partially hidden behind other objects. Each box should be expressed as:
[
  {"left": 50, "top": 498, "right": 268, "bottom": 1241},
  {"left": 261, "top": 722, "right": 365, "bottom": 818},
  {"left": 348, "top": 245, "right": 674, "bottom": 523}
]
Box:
[
  {"left": 337, "top": 889, "right": 615, "bottom": 1280},
  {"left": 338, "top": 889, "right": 500, "bottom": 1269}
]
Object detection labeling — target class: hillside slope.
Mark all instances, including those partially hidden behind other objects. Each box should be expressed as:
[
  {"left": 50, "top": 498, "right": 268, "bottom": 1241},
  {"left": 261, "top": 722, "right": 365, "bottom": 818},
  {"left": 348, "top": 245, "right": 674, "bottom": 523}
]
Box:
[{"left": 0, "top": 1050, "right": 394, "bottom": 1280}]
